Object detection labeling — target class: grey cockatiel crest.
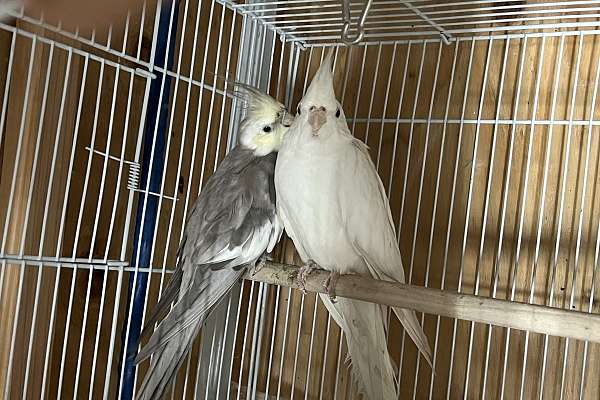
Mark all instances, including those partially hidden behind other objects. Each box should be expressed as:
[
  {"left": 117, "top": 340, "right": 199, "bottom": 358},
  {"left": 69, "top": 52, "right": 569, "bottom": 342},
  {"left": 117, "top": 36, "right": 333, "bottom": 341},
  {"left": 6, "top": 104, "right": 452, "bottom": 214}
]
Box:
[
  {"left": 275, "top": 50, "right": 433, "bottom": 400},
  {"left": 134, "top": 85, "right": 288, "bottom": 400}
]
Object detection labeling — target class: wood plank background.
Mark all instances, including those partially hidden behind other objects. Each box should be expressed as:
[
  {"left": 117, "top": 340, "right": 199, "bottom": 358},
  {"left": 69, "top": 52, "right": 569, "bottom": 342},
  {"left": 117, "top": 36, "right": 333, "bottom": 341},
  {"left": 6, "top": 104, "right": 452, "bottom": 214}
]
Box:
[{"left": 0, "top": 3, "right": 600, "bottom": 399}]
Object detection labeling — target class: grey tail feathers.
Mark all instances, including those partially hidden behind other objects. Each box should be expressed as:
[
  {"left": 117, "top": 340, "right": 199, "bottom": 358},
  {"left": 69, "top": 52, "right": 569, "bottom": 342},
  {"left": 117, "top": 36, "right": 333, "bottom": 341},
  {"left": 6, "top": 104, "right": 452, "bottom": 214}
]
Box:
[
  {"left": 139, "top": 266, "right": 184, "bottom": 341},
  {"left": 135, "top": 321, "right": 201, "bottom": 400}
]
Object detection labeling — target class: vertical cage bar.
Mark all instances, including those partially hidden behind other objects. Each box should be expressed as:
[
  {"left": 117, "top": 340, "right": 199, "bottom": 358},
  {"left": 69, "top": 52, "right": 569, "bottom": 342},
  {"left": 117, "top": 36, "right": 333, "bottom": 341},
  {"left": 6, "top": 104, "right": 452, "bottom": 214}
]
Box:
[
  {"left": 409, "top": 40, "right": 443, "bottom": 399},
  {"left": 427, "top": 37, "right": 461, "bottom": 400},
  {"left": 446, "top": 36, "right": 493, "bottom": 400},
  {"left": 118, "top": 0, "right": 180, "bottom": 397}
]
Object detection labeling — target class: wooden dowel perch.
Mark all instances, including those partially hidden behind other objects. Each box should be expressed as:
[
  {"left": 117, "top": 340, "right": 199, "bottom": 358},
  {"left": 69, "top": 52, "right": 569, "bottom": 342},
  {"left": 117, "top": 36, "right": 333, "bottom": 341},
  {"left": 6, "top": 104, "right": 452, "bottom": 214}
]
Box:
[{"left": 246, "top": 261, "right": 600, "bottom": 344}]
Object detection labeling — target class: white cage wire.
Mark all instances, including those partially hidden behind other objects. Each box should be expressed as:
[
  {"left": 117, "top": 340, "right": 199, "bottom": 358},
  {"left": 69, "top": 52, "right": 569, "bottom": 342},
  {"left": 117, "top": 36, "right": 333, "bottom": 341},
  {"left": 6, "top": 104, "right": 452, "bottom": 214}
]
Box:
[{"left": 0, "top": 1, "right": 600, "bottom": 399}]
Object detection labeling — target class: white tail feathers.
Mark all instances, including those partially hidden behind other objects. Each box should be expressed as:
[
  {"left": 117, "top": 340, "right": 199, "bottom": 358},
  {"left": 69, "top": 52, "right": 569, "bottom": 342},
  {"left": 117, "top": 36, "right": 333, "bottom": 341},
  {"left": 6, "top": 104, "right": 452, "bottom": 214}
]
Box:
[
  {"left": 393, "top": 307, "right": 434, "bottom": 369},
  {"left": 320, "top": 295, "right": 398, "bottom": 400}
]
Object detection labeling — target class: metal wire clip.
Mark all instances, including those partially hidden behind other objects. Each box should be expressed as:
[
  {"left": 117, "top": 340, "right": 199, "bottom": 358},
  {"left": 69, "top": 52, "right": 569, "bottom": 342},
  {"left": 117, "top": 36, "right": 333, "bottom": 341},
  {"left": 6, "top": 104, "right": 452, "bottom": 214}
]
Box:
[{"left": 341, "top": 0, "right": 373, "bottom": 45}]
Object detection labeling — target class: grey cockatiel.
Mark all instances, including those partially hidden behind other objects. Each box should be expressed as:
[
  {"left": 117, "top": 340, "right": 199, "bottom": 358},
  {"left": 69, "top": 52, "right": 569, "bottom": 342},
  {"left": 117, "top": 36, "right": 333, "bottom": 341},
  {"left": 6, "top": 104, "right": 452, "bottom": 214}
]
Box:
[
  {"left": 134, "top": 85, "right": 291, "bottom": 400},
  {"left": 275, "top": 52, "right": 433, "bottom": 399}
]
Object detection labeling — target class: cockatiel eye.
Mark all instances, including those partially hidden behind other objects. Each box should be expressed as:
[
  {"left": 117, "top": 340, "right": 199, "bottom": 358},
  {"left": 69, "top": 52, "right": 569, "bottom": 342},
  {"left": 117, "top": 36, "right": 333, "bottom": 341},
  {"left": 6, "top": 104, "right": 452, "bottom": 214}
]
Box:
[
  {"left": 335, "top": 108, "right": 341, "bottom": 118},
  {"left": 263, "top": 125, "right": 272, "bottom": 132}
]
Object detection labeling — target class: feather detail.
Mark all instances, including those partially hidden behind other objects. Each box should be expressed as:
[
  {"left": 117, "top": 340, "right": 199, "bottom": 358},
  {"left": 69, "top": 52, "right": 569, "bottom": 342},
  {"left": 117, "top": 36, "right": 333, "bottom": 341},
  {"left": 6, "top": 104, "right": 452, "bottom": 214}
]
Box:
[
  {"left": 320, "top": 296, "right": 398, "bottom": 400},
  {"left": 275, "top": 47, "right": 433, "bottom": 399},
  {"left": 136, "top": 142, "right": 283, "bottom": 399}
]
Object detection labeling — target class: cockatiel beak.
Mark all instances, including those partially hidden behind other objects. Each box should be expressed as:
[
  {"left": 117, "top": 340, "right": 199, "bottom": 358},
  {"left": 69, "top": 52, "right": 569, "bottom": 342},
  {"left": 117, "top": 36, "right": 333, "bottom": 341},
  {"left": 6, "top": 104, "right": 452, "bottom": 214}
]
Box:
[
  {"left": 308, "top": 106, "right": 327, "bottom": 133},
  {"left": 282, "top": 110, "right": 294, "bottom": 127}
]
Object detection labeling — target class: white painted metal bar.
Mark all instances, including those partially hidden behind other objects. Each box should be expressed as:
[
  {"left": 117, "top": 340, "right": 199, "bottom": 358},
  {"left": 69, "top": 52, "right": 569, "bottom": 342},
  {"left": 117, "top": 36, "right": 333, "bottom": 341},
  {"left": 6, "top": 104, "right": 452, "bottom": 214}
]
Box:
[
  {"left": 427, "top": 37, "right": 462, "bottom": 400},
  {"left": 386, "top": 41, "right": 411, "bottom": 196},
  {"left": 103, "top": 73, "right": 152, "bottom": 399},
  {"left": 31, "top": 45, "right": 73, "bottom": 400},
  {"left": 275, "top": 285, "right": 293, "bottom": 400},
  {"left": 559, "top": 33, "right": 596, "bottom": 400},
  {"left": 288, "top": 12, "right": 600, "bottom": 38},
  {"left": 18, "top": 40, "right": 56, "bottom": 400},
  {"left": 579, "top": 167, "right": 600, "bottom": 398},
  {"left": 347, "top": 117, "right": 600, "bottom": 126},
  {"left": 363, "top": 42, "right": 382, "bottom": 144},
  {"left": 227, "top": 16, "right": 266, "bottom": 400},
  {"left": 236, "top": 280, "right": 257, "bottom": 400},
  {"left": 189, "top": 5, "right": 233, "bottom": 398},
  {"left": 226, "top": 280, "right": 246, "bottom": 400},
  {"left": 381, "top": 41, "right": 409, "bottom": 344},
  {"left": 77, "top": 69, "right": 122, "bottom": 395},
  {"left": 528, "top": 34, "right": 566, "bottom": 400},
  {"left": 408, "top": 40, "right": 442, "bottom": 399},
  {"left": 330, "top": 45, "right": 352, "bottom": 399},
  {"left": 396, "top": 40, "right": 427, "bottom": 387},
  {"left": 396, "top": 40, "right": 426, "bottom": 242},
  {"left": 350, "top": 44, "right": 368, "bottom": 136},
  {"left": 541, "top": 32, "right": 584, "bottom": 400},
  {"left": 40, "top": 50, "right": 90, "bottom": 400},
  {"left": 267, "top": 5, "right": 600, "bottom": 31},
  {"left": 89, "top": 70, "right": 136, "bottom": 400},
  {"left": 306, "top": 29, "right": 600, "bottom": 49},
  {"left": 3, "top": 14, "right": 151, "bottom": 67},
  {"left": 463, "top": 35, "right": 511, "bottom": 399},
  {"left": 260, "top": 35, "right": 290, "bottom": 398},
  {"left": 67, "top": 57, "right": 107, "bottom": 399},
  {"left": 237, "top": 0, "right": 600, "bottom": 23},
  {"left": 479, "top": 35, "right": 528, "bottom": 400},
  {"left": 514, "top": 36, "right": 553, "bottom": 400},
  {"left": 1, "top": 36, "right": 38, "bottom": 399},
  {"left": 446, "top": 36, "right": 493, "bottom": 400},
  {"left": 375, "top": 42, "right": 397, "bottom": 170},
  {"left": 506, "top": 34, "right": 543, "bottom": 400},
  {"left": 246, "top": 26, "right": 274, "bottom": 399}
]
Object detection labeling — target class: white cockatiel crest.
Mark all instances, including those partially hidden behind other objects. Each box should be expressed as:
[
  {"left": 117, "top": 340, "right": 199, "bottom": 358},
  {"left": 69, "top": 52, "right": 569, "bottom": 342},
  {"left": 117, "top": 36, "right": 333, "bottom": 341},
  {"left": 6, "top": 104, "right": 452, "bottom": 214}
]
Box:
[{"left": 275, "top": 50, "right": 433, "bottom": 400}]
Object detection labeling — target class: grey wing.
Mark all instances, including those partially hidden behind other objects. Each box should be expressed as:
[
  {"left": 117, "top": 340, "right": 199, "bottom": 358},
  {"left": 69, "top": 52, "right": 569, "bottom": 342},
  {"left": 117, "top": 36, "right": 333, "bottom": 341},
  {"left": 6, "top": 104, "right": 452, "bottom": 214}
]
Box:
[{"left": 137, "top": 152, "right": 281, "bottom": 361}]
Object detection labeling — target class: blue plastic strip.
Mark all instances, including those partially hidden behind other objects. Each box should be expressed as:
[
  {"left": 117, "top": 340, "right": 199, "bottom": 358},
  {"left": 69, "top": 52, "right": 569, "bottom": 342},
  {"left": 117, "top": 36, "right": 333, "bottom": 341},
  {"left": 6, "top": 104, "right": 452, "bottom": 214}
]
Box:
[{"left": 118, "top": 2, "right": 180, "bottom": 398}]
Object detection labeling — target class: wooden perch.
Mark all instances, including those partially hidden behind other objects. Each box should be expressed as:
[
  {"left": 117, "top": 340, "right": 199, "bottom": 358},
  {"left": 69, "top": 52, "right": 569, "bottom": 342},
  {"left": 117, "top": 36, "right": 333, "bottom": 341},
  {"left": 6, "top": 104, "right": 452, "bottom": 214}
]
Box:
[{"left": 245, "top": 261, "right": 600, "bottom": 344}]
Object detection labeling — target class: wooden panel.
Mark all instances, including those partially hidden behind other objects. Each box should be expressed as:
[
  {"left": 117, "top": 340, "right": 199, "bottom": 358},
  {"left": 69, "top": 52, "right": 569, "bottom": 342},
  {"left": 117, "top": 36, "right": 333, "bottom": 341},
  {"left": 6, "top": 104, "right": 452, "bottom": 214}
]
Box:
[{"left": 238, "top": 35, "right": 600, "bottom": 399}]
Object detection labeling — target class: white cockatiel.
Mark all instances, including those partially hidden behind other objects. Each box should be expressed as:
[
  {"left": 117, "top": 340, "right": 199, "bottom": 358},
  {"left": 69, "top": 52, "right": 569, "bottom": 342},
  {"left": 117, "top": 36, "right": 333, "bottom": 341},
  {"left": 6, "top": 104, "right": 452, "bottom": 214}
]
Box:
[{"left": 275, "top": 51, "right": 433, "bottom": 399}]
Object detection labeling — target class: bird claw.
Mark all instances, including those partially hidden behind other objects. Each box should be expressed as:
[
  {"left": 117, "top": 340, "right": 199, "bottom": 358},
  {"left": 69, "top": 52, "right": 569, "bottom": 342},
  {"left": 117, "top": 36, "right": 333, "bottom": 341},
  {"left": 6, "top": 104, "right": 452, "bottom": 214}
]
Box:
[
  {"left": 297, "top": 260, "right": 318, "bottom": 294},
  {"left": 323, "top": 271, "right": 340, "bottom": 302},
  {"left": 250, "top": 256, "right": 268, "bottom": 276}
]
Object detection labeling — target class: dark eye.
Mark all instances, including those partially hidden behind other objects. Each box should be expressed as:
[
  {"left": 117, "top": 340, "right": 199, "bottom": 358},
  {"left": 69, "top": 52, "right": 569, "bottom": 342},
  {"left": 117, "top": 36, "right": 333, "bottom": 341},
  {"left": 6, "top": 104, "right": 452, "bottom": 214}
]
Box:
[
  {"left": 335, "top": 108, "right": 341, "bottom": 118},
  {"left": 263, "top": 126, "right": 272, "bottom": 132},
  {"left": 297, "top": 104, "right": 301, "bottom": 115}
]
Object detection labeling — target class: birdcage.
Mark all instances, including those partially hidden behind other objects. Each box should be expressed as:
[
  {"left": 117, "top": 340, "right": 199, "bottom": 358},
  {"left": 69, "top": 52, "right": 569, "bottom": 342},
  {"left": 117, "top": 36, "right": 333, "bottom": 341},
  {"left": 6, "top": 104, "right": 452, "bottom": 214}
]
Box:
[{"left": 1, "top": 0, "right": 600, "bottom": 399}]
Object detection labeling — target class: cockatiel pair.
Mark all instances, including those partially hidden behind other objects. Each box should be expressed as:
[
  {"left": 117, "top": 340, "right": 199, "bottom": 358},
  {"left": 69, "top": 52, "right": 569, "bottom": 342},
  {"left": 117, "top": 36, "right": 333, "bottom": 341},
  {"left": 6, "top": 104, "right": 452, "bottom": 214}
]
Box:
[{"left": 136, "top": 53, "right": 432, "bottom": 400}]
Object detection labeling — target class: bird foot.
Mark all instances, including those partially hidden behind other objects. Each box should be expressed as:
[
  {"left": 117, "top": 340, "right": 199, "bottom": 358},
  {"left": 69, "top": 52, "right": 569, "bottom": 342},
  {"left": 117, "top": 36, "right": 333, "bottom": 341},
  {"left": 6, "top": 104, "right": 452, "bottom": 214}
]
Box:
[
  {"left": 250, "top": 256, "right": 268, "bottom": 276},
  {"left": 323, "top": 271, "right": 340, "bottom": 302},
  {"left": 297, "top": 260, "right": 318, "bottom": 294}
]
